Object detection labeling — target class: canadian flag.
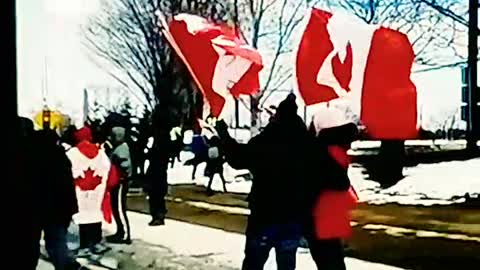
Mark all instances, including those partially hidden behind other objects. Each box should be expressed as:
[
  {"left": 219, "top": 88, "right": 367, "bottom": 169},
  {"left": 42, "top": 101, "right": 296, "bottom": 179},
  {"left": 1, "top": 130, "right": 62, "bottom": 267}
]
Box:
[
  {"left": 166, "top": 14, "right": 263, "bottom": 118},
  {"left": 67, "top": 140, "right": 112, "bottom": 225},
  {"left": 296, "top": 9, "right": 418, "bottom": 139}
]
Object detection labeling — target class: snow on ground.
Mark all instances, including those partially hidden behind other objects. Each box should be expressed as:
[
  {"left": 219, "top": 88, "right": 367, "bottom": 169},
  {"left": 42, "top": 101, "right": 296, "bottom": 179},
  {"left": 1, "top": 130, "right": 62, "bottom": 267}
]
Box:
[
  {"left": 40, "top": 212, "right": 410, "bottom": 270},
  {"left": 351, "top": 140, "right": 480, "bottom": 150},
  {"left": 350, "top": 158, "right": 480, "bottom": 205},
  {"left": 169, "top": 151, "right": 480, "bottom": 206},
  {"left": 130, "top": 212, "right": 405, "bottom": 270},
  {"left": 168, "top": 151, "right": 252, "bottom": 194}
]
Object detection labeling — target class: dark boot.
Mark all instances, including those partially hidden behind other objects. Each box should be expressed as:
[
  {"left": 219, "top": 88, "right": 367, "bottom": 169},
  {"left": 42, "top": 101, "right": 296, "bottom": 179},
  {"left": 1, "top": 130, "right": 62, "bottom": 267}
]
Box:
[
  {"left": 148, "top": 218, "right": 165, "bottom": 226},
  {"left": 106, "top": 235, "right": 131, "bottom": 245},
  {"left": 149, "top": 213, "right": 165, "bottom": 226}
]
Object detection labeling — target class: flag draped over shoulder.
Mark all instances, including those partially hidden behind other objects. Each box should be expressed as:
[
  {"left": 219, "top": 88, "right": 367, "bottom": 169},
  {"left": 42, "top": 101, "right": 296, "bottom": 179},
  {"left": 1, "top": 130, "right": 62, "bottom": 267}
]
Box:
[
  {"left": 296, "top": 8, "right": 418, "bottom": 139},
  {"left": 165, "top": 14, "right": 263, "bottom": 118}
]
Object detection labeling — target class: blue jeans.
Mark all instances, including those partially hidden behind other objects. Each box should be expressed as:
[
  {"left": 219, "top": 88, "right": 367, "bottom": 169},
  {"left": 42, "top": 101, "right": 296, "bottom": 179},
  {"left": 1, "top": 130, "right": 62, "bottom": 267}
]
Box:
[
  {"left": 242, "top": 222, "right": 302, "bottom": 270},
  {"left": 32, "top": 224, "right": 72, "bottom": 270}
]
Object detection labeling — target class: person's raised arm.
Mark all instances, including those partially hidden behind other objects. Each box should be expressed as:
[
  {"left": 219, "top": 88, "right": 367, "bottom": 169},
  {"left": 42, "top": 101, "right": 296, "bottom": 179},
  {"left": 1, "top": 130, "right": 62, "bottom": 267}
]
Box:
[
  {"left": 214, "top": 120, "right": 254, "bottom": 170},
  {"left": 317, "top": 123, "right": 358, "bottom": 146}
]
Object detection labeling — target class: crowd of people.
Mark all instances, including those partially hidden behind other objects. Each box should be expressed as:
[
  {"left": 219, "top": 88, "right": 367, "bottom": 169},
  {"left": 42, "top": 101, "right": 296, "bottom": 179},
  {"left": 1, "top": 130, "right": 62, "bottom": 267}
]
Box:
[
  {"left": 18, "top": 93, "right": 359, "bottom": 270},
  {"left": 18, "top": 117, "right": 136, "bottom": 270}
]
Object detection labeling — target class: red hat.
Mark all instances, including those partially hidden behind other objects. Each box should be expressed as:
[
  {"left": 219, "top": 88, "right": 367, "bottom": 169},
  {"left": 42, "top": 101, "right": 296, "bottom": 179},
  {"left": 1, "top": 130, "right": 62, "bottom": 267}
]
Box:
[{"left": 74, "top": 126, "right": 93, "bottom": 143}]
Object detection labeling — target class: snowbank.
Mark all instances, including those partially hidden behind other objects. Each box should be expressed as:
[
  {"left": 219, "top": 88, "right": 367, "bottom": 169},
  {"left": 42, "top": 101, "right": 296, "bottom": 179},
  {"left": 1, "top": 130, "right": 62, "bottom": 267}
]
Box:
[
  {"left": 350, "top": 158, "right": 480, "bottom": 205},
  {"left": 168, "top": 151, "right": 480, "bottom": 206}
]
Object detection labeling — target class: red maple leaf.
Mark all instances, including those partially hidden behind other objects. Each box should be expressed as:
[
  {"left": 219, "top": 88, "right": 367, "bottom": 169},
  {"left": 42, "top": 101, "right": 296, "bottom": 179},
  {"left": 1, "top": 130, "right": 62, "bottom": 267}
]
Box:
[
  {"left": 331, "top": 42, "right": 353, "bottom": 92},
  {"left": 75, "top": 169, "right": 102, "bottom": 191}
]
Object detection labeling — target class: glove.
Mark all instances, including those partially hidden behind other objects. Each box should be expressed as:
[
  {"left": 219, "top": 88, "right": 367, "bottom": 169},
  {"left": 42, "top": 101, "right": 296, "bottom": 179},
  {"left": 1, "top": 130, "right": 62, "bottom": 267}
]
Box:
[{"left": 214, "top": 120, "right": 230, "bottom": 139}]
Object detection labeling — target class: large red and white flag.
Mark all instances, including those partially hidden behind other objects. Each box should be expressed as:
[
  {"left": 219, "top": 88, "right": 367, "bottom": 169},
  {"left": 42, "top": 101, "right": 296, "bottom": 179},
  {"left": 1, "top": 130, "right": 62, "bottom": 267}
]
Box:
[
  {"left": 165, "top": 14, "right": 263, "bottom": 118},
  {"left": 296, "top": 9, "right": 418, "bottom": 139}
]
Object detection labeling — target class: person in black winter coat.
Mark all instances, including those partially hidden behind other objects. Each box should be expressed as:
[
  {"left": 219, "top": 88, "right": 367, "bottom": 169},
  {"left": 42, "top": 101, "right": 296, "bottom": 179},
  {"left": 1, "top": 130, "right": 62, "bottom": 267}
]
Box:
[
  {"left": 28, "top": 127, "right": 79, "bottom": 270},
  {"left": 145, "top": 143, "right": 169, "bottom": 226},
  {"left": 18, "top": 117, "right": 40, "bottom": 270},
  {"left": 205, "top": 136, "right": 227, "bottom": 195},
  {"left": 215, "top": 94, "right": 315, "bottom": 270}
]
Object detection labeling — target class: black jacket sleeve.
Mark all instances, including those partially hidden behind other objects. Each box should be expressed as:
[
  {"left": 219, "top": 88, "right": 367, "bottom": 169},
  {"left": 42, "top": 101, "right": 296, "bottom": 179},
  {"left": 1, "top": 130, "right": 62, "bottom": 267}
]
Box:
[
  {"left": 316, "top": 123, "right": 358, "bottom": 146},
  {"left": 58, "top": 148, "right": 78, "bottom": 221},
  {"left": 221, "top": 136, "right": 255, "bottom": 170}
]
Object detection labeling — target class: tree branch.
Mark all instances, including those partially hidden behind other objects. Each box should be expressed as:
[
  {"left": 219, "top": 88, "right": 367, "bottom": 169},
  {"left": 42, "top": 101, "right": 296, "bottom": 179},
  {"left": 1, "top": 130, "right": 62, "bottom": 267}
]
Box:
[{"left": 415, "top": 0, "right": 468, "bottom": 27}]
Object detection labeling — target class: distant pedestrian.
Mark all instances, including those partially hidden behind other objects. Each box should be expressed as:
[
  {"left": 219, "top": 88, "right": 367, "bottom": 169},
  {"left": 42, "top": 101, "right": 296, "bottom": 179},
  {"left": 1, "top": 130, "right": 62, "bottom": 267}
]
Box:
[
  {"left": 169, "top": 127, "right": 183, "bottom": 168},
  {"left": 28, "top": 126, "right": 79, "bottom": 270},
  {"left": 205, "top": 135, "right": 227, "bottom": 195},
  {"left": 146, "top": 143, "right": 169, "bottom": 226},
  {"left": 215, "top": 94, "right": 311, "bottom": 270},
  {"left": 106, "top": 126, "right": 133, "bottom": 244},
  {"left": 188, "top": 133, "right": 209, "bottom": 180}
]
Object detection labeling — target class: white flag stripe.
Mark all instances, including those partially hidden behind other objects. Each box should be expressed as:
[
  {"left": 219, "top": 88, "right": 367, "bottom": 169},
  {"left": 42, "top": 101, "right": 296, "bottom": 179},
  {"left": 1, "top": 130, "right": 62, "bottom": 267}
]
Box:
[
  {"left": 211, "top": 44, "right": 254, "bottom": 99},
  {"left": 316, "top": 12, "right": 379, "bottom": 118}
]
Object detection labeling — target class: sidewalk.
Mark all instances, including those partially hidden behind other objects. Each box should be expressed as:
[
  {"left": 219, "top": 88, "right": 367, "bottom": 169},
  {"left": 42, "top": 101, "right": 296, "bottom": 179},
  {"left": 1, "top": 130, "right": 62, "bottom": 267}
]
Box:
[
  {"left": 37, "top": 212, "right": 404, "bottom": 270},
  {"left": 128, "top": 211, "right": 405, "bottom": 270},
  {"left": 37, "top": 259, "right": 54, "bottom": 270}
]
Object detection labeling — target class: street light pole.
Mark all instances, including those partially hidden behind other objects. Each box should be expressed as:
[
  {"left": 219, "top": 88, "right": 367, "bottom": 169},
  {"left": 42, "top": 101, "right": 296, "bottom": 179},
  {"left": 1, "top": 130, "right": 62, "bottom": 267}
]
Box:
[{"left": 467, "top": 0, "right": 479, "bottom": 151}]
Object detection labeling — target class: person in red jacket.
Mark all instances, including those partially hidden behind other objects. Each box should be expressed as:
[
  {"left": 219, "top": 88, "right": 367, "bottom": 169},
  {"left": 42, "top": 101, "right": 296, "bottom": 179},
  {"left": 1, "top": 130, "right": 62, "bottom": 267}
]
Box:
[{"left": 306, "top": 106, "right": 359, "bottom": 270}]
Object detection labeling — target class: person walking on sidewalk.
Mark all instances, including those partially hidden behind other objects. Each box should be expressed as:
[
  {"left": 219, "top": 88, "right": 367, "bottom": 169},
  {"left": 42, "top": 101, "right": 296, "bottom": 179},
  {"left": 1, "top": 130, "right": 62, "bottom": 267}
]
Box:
[
  {"left": 169, "top": 126, "right": 183, "bottom": 168},
  {"left": 215, "top": 94, "right": 312, "bottom": 270},
  {"left": 305, "top": 107, "right": 359, "bottom": 270},
  {"left": 106, "top": 126, "right": 133, "bottom": 244},
  {"left": 67, "top": 127, "right": 112, "bottom": 256},
  {"left": 27, "top": 125, "right": 79, "bottom": 270},
  {"left": 205, "top": 135, "right": 228, "bottom": 196},
  {"left": 189, "top": 132, "right": 209, "bottom": 180}
]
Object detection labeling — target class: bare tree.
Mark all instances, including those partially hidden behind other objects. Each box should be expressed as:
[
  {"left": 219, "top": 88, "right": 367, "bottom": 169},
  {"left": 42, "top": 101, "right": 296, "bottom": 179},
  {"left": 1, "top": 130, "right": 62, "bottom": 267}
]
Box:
[
  {"left": 83, "top": 0, "right": 232, "bottom": 185},
  {"left": 83, "top": 0, "right": 230, "bottom": 112},
  {"left": 232, "top": 0, "right": 308, "bottom": 130},
  {"left": 414, "top": 0, "right": 468, "bottom": 27}
]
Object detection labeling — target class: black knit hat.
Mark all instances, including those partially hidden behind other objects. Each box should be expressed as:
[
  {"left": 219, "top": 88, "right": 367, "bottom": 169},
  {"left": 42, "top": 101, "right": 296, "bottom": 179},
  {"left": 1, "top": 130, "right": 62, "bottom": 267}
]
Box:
[{"left": 276, "top": 93, "right": 298, "bottom": 117}]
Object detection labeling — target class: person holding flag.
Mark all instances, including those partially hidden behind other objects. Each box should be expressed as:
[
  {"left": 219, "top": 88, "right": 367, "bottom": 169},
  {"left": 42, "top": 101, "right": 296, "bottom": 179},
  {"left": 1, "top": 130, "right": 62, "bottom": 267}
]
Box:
[
  {"left": 215, "top": 94, "right": 312, "bottom": 270},
  {"left": 295, "top": 8, "right": 419, "bottom": 269},
  {"left": 306, "top": 106, "right": 359, "bottom": 270}
]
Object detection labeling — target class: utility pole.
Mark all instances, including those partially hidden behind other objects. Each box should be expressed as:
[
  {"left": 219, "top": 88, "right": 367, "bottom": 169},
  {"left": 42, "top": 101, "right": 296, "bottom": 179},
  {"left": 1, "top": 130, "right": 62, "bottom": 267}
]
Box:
[
  {"left": 235, "top": 98, "right": 240, "bottom": 128},
  {"left": 467, "top": 0, "right": 479, "bottom": 151}
]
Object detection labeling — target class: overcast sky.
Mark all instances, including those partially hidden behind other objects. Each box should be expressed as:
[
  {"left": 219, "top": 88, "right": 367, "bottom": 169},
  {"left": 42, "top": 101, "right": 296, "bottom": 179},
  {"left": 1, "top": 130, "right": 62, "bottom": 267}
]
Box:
[{"left": 16, "top": 0, "right": 464, "bottom": 129}]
